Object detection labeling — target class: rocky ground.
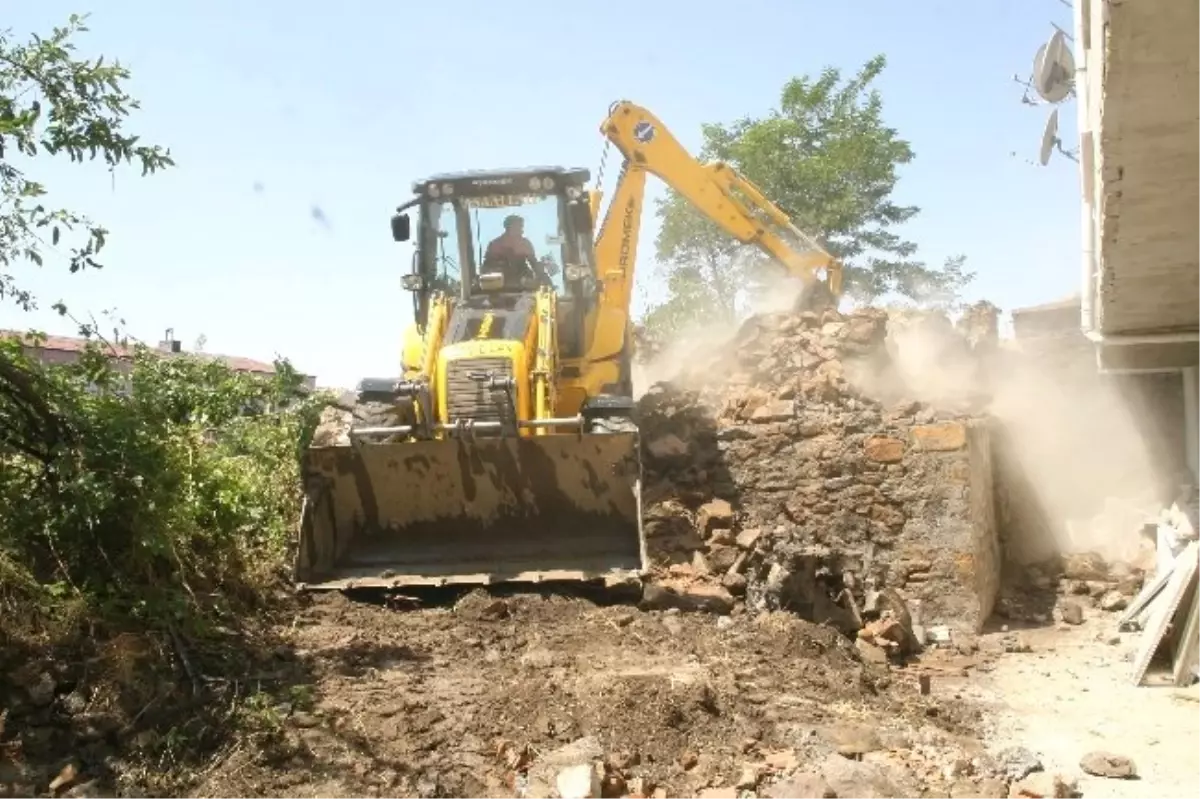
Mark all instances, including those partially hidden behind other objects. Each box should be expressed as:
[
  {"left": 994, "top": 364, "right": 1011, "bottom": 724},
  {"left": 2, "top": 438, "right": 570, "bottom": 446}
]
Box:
[
  {"left": 971, "top": 611, "right": 1200, "bottom": 799},
  {"left": 4, "top": 303, "right": 1196, "bottom": 798},
  {"left": 6, "top": 578, "right": 1187, "bottom": 799},
  {"left": 188, "top": 591, "right": 992, "bottom": 799}
]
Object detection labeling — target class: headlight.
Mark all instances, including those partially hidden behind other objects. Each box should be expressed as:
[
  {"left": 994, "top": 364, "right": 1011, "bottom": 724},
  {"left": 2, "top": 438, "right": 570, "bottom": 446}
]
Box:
[
  {"left": 542, "top": 177, "right": 555, "bottom": 191},
  {"left": 478, "top": 272, "right": 506, "bottom": 292},
  {"left": 564, "top": 264, "right": 590, "bottom": 282},
  {"left": 401, "top": 274, "right": 424, "bottom": 291},
  {"left": 442, "top": 183, "right": 454, "bottom": 196},
  {"left": 529, "top": 176, "right": 543, "bottom": 191},
  {"left": 428, "top": 184, "right": 440, "bottom": 198}
]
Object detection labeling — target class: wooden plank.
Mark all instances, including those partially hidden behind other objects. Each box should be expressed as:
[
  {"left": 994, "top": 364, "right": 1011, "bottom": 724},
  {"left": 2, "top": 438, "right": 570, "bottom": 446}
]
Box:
[
  {"left": 1171, "top": 574, "right": 1200, "bottom": 686},
  {"left": 1131, "top": 541, "right": 1199, "bottom": 686},
  {"left": 1119, "top": 563, "right": 1175, "bottom": 630}
]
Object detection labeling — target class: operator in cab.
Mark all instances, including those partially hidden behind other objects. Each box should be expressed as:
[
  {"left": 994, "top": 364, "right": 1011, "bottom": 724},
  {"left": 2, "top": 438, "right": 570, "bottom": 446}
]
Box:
[{"left": 483, "top": 214, "right": 551, "bottom": 287}]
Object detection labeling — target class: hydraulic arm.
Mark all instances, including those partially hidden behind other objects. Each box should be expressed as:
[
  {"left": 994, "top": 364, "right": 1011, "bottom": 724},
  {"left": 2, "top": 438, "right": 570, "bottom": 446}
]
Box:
[{"left": 594, "top": 100, "right": 843, "bottom": 302}]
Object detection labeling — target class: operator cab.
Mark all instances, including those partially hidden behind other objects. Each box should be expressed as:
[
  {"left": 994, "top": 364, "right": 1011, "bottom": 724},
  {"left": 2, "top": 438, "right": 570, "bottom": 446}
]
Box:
[{"left": 391, "top": 166, "right": 597, "bottom": 356}]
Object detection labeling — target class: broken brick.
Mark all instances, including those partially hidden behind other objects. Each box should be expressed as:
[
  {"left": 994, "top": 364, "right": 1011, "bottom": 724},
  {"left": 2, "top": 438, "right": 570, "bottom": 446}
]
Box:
[
  {"left": 751, "top": 399, "right": 795, "bottom": 422},
  {"left": 911, "top": 422, "right": 967, "bottom": 451},
  {"left": 864, "top": 436, "right": 905, "bottom": 463},
  {"left": 696, "top": 499, "right": 734, "bottom": 533},
  {"left": 735, "top": 527, "right": 762, "bottom": 550}
]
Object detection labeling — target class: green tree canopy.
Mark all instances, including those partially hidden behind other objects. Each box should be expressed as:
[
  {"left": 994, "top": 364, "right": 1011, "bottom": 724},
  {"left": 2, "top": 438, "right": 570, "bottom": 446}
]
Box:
[
  {"left": 1, "top": 13, "right": 174, "bottom": 312},
  {"left": 644, "top": 55, "right": 972, "bottom": 337}
]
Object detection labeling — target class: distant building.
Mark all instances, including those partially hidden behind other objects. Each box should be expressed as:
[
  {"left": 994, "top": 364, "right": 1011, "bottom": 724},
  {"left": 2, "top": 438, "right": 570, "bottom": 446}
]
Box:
[{"left": 1, "top": 328, "right": 316, "bottom": 390}]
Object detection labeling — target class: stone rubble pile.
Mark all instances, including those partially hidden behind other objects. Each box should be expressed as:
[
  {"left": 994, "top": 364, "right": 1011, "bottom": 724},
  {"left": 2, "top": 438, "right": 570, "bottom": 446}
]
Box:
[
  {"left": 636, "top": 305, "right": 1000, "bottom": 639},
  {"left": 994, "top": 550, "right": 1148, "bottom": 627}
]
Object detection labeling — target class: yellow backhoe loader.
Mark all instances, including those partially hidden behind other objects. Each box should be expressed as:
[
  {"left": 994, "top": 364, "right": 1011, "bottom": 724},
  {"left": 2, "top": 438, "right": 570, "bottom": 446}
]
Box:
[{"left": 293, "top": 102, "right": 843, "bottom": 591}]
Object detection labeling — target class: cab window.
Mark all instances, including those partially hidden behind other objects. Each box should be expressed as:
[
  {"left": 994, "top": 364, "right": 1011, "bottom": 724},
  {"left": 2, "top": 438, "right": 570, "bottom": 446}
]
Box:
[
  {"left": 427, "top": 201, "right": 463, "bottom": 296},
  {"left": 465, "top": 195, "right": 566, "bottom": 294}
]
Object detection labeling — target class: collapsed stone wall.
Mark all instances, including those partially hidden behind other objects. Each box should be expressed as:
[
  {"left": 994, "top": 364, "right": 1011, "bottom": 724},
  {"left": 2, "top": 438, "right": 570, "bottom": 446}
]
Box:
[{"left": 635, "top": 306, "right": 1000, "bottom": 636}]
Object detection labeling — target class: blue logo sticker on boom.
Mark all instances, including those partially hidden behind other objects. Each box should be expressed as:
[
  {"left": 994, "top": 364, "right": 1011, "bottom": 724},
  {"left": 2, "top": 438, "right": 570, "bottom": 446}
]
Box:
[{"left": 633, "top": 121, "right": 656, "bottom": 143}]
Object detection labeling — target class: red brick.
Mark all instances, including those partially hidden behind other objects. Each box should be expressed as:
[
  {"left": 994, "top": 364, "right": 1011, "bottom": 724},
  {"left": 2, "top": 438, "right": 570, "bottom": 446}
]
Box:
[
  {"left": 911, "top": 423, "right": 967, "bottom": 452},
  {"left": 864, "top": 436, "right": 904, "bottom": 463}
]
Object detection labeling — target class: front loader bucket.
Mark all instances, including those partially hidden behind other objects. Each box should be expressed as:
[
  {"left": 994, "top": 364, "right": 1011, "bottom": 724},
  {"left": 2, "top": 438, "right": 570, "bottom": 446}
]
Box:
[{"left": 294, "top": 432, "right": 645, "bottom": 590}]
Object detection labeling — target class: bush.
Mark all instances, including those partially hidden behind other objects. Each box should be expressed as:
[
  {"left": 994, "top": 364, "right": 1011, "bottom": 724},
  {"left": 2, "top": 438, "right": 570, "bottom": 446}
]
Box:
[{"left": 0, "top": 335, "right": 330, "bottom": 636}]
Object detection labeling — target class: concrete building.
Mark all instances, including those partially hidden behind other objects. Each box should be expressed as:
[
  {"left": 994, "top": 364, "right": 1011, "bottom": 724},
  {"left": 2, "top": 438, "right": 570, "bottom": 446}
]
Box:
[
  {"left": 1072, "top": 0, "right": 1199, "bottom": 478},
  {"left": 1073, "top": 0, "right": 1199, "bottom": 366},
  {"left": 2, "top": 328, "right": 316, "bottom": 390}
]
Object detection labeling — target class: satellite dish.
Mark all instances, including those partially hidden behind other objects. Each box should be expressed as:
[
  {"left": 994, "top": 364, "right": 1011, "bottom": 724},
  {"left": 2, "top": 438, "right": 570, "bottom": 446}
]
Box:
[
  {"left": 1039, "top": 108, "right": 1060, "bottom": 166},
  {"left": 1033, "top": 29, "right": 1075, "bottom": 104}
]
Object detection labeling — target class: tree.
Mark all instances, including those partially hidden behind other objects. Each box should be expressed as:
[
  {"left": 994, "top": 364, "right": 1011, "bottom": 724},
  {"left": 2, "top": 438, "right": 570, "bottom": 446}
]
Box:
[
  {"left": 1, "top": 14, "right": 174, "bottom": 468},
  {"left": 644, "top": 55, "right": 972, "bottom": 337},
  {"left": 1, "top": 13, "right": 174, "bottom": 312}
]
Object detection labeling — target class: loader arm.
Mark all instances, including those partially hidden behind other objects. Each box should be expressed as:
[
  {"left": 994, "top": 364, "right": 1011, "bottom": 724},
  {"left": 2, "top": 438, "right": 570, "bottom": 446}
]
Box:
[{"left": 580, "top": 156, "right": 648, "bottom": 395}]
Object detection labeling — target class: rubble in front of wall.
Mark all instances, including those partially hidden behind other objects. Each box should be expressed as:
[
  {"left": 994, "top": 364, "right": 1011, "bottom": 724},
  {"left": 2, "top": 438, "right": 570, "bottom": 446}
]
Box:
[
  {"left": 996, "top": 492, "right": 1200, "bottom": 687},
  {"left": 634, "top": 303, "right": 1001, "bottom": 654},
  {"left": 630, "top": 298, "right": 1199, "bottom": 689}
]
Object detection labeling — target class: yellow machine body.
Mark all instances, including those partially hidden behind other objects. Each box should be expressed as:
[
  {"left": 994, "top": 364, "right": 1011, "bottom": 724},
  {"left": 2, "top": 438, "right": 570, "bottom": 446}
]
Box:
[{"left": 295, "top": 103, "right": 842, "bottom": 591}]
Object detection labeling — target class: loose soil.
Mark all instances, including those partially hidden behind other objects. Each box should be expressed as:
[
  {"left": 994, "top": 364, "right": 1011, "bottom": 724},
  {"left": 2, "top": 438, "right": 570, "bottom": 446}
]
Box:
[
  {"left": 189, "top": 590, "right": 980, "bottom": 798},
  {"left": 8, "top": 588, "right": 1199, "bottom": 797}
]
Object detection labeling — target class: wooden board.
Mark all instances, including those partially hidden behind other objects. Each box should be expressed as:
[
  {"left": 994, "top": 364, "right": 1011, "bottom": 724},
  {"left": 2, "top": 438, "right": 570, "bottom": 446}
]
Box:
[
  {"left": 1119, "top": 562, "right": 1175, "bottom": 630},
  {"left": 1131, "top": 541, "right": 1199, "bottom": 686},
  {"left": 1171, "top": 574, "right": 1200, "bottom": 686}
]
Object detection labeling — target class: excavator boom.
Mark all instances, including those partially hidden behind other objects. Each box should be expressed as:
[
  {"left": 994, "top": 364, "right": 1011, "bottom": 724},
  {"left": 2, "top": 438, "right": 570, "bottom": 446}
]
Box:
[{"left": 597, "top": 100, "right": 843, "bottom": 297}]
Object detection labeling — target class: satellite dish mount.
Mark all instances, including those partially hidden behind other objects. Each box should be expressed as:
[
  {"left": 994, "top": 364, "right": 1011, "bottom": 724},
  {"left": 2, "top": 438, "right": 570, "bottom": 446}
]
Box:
[
  {"left": 1038, "top": 107, "right": 1078, "bottom": 165},
  {"left": 1033, "top": 29, "right": 1076, "bottom": 104}
]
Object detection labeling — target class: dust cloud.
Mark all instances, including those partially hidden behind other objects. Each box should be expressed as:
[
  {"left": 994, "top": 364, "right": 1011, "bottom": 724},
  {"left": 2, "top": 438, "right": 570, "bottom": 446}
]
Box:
[
  {"left": 985, "top": 348, "right": 1169, "bottom": 565},
  {"left": 631, "top": 272, "right": 810, "bottom": 397},
  {"left": 863, "top": 308, "right": 1170, "bottom": 566}
]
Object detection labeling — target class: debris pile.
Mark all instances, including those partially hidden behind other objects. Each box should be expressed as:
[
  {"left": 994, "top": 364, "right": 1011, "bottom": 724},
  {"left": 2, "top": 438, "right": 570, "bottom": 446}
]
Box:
[
  {"left": 991, "top": 482, "right": 1199, "bottom": 689},
  {"left": 993, "top": 549, "right": 1148, "bottom": 626},
  {"left": 636, "top": 306, "right": 1000, "bottom": 637},
  {"left": 178, "top": 591, "right": 1002, "bottom": 799}
]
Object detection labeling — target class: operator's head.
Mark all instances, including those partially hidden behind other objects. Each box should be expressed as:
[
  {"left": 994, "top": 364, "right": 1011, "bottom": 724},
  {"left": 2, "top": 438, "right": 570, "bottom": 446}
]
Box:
[{"left": 503, "top": 214, "right": 524, "bottom": 235}]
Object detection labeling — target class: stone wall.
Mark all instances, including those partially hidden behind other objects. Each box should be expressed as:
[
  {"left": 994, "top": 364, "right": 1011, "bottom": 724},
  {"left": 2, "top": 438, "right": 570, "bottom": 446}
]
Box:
[
  {"left": 636, "top": 306, "right": 1000, "bottom": 635},
  {"left": 968, "top": 424, "right": 1000, "bottom": 622},
  {"left": 634, "top": 295, "right": 1189, "bottom": 632}
]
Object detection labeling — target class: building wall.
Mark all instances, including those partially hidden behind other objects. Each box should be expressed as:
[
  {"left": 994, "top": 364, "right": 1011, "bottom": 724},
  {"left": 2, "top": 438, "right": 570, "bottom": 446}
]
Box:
[
  {"left": 1074, "top": 0, "right": 1199, "bottom": 347},
  {"left": 637, "top": 309, "right": 1002, "bottom": 635}
]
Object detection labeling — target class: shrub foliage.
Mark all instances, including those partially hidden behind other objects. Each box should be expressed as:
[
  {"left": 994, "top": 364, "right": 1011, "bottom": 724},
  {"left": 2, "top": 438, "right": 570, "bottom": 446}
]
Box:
[{"left": 0, "top": 336, "right": 327, "bottom": 635}]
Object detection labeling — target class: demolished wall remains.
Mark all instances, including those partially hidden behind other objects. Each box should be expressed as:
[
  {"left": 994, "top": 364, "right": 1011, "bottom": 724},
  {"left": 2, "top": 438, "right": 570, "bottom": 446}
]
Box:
[{"left": 636, "top": 305, "right": 1000, "bottom": 636}]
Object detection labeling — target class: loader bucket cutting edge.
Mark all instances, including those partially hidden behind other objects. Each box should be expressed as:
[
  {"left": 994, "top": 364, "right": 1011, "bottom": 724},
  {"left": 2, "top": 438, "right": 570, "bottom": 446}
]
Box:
[{"left": 293, "top": 431, "right": 646, "bottom": 589}]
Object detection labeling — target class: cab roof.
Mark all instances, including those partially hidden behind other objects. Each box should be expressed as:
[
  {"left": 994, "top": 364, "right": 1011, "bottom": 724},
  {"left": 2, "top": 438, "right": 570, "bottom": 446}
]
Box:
[{"left": 413, "top": 166, "right": 590, "bottom": 193}]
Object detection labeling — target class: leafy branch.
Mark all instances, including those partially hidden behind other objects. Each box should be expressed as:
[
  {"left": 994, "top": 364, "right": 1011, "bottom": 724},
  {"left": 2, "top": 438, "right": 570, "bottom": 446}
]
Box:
[{"left": 0, "top": 13, "right": 174, "bottom": 310}]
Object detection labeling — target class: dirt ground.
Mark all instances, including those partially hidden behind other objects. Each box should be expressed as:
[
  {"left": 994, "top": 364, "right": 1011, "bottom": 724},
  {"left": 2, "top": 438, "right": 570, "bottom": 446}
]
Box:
[
  {"left": 6, "top": 586, "right": 1197, "bottom": 798},
  {"left": 190, "top": 590, "right": 987, "bottom": 799},
  {"left": 966, "top": 616, "right": 1200, "bottom": 799}
]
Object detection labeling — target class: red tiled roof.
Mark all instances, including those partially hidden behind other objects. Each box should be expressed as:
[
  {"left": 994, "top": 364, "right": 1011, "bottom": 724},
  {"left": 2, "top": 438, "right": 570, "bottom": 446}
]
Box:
[{"left": 1, "top": 330, "right": 284, "bottom": 375}]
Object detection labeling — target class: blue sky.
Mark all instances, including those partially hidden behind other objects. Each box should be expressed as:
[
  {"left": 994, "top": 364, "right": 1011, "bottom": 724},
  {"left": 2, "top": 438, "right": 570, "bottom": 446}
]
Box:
[{"left": 2, "top": 0, "right": 1080, "bottom": 388}]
